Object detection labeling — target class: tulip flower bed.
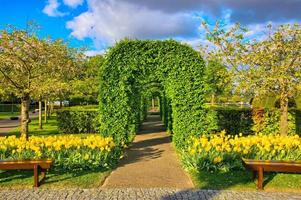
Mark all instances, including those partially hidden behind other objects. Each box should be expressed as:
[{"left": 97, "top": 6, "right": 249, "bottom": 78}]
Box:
[
  {"left": 182, "top": 131, "right": 301, "bottom": 172},
  {"left": 0, "top": 135, "right": 121, "bottom": 171}
]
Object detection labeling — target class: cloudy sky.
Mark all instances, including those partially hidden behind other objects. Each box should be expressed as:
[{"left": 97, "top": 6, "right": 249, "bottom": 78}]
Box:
[{"left": 1, "top": 0, "right": 300, "bottom": 55}]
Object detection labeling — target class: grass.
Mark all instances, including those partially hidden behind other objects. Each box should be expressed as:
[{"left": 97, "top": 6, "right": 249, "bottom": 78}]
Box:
[
  {"left": 190, "top": 170, "right": 301, "bottom": 192},
  {"left": 0, "top": 112, "right": 19, "bottom": 120},
  {"left": 0, "top": 169, "right": 111, "bottom": 188},
  {"left": 9, "top": 115, "right": 59, "bottom": 136}
]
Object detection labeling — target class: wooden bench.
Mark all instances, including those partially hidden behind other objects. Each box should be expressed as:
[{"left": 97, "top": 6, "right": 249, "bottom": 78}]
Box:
[
  {"left": 0, "top": 159, "right": 53, "bottom": 187},
  {"left": 242, "top": 158, "right": 301, "bottom": 190}
]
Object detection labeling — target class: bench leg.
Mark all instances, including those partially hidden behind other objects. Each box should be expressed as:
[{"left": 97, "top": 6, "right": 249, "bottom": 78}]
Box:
[
  {"left": 33, "top": 165, "right": 40, "bottom": 188},
  {"left": 257, "top": 167, "right": 264, "bottom": 190}
]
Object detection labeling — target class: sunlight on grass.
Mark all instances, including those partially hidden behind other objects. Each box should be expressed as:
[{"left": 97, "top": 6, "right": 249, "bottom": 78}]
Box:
[
  {"left": 0, "top": 169, "right": 111, "bottom": 188},
  {"left": 190, "top": 170, "right": 301, "bottom": 192}
]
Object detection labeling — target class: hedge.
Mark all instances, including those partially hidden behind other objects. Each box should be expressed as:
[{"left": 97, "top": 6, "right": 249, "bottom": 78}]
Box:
[
  {"left": 57, "top": 106, "right": 99, "bottom": 134},
  {"left": 206, "top": 107, "right": 253, "bottom": 134},
  {"left": 252, "top": 108, "right": 299, "bottom": 135},
  {"left": 99, "top": 39, "right": 207, "bottom": 147},
  {"left": 207, "top": 106, "right": 301, "bottom": 135}
]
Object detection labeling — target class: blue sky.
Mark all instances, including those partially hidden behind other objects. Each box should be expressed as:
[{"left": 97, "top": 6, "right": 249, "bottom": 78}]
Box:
[{"left": 1, "top": 0, "right": 300, "bottom": 55}]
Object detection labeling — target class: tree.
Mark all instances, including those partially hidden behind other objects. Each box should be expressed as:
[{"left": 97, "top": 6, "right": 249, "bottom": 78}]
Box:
[
  {"left": 32, "top": 40, "right": 79, "bottom": 128},
  {"left": 0, "top": 24, "right": 76, "bottom": 138},
  {"left": 203, "top": 59, "right": 231, "bottom": 105},
  {"left": 69, "top": 55, "right": 104, "bottom": 104},
  {"left": 203, "top": 22, "right": 301, "bottom": 135}
]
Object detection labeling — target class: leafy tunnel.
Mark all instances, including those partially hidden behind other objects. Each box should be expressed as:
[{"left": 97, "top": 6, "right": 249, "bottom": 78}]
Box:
[{"left": 99, "top": 39, "right": 208, "bottom": 148}]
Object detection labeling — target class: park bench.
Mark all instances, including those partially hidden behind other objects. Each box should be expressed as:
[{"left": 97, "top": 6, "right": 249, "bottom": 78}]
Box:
[
  {"left": 242, "top": 158, "right": 301, "bottom": 190},
  {"left": 0, "top": 159, "right": 53, "bottom": 187}
]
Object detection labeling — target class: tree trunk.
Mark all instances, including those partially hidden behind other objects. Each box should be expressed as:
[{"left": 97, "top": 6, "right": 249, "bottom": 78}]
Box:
[
  {"left": 152, "top": 98, "right": 155, "bottom": 110},
  {"left": 39, "top": 101, "right": 43, "bottom": 129},
  {"left": 49, "top": 101, "right": 54, "bottom": 116},
  {"left": 279, "top": 95, "right": 289, "bottom": 136},
  {"left": 20, "top": 94, "right": 30, "bottom": 139},
  {"left": 44, "top": 100, "right": 47, "bottom": 123},
  {"left": 211, "top": 94, "right": 215, "bottom": 106}
]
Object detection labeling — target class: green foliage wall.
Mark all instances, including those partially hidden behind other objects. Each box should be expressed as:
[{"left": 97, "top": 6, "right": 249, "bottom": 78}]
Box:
[
  {"left": 0, "top": 104, "right": 20, "bottom": 112},
  {"left": 206, "top": 107, "right": 301, "bottom": 135},
  {"left": 99, "top": 39, "right": 207, "bottom": 147},
  {"left": 57, "top": 106, "right": 99, "bottom": 133},
  {"left": 252, "top": 108, "right": 299, "bottom": 135},
  {"left": 206, "top": 107, "right": 253, "bottom": 134}
]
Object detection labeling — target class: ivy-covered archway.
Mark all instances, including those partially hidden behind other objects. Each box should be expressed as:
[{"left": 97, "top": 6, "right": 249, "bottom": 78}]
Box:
[{"left": 99, "top": 39, "right": 207, "bottom": 148}]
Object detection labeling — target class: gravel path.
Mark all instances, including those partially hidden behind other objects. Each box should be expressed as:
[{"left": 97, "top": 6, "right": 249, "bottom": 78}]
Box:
[
  {"left": 102, "top": 115, "right": 194, "bottom": 188},
  {"left": 0, "top": 188, "right": 300, "bottom": 200}
]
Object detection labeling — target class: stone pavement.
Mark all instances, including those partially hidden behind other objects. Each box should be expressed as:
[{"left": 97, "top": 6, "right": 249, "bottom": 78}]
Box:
[
  {"left": 0, "top": 188, "right": 300, "bottom": 200},
  {"left": 102, "top": 115, "right": 194, "bottom": 188}
]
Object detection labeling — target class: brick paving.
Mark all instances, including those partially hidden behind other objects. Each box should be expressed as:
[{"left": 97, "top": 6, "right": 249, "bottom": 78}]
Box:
[{"left": 0, "top": 188, "right": 300, "bottom": 200}]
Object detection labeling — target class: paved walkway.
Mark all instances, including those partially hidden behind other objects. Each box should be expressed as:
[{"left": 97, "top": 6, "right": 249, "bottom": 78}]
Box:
[
  {"left": 102, "top": 115, "right": 194, "bottom": 188},
  {"left": 0, "top": 112, "right": 38, "bottom": 136},
  {"left": 1, "top": 188, "right": 300, "bottom": 200}
]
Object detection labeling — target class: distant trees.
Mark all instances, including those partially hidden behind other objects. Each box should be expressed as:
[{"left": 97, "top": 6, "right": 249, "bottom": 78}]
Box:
[
  {"left": 203, "top": 22, "right": 301, "bottom": 135},
  {"left": 203, "top": 60, "right": 231, "bottom": 105},
  {"left": 0, "top": 24, "right": 78, "bottom": 138},
  {"left": 70, "top": 55, "right": 104, "bottom": 104}
]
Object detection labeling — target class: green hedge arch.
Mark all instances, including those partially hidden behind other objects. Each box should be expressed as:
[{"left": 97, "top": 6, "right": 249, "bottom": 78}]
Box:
[{"left": 99, "top": 39, "right": 207, "bottom": 148}]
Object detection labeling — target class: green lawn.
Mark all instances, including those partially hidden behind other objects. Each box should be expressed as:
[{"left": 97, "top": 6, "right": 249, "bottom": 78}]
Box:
[
  {"left": 9, "top": 115, "right": 59, "bottom": 136},
  {"left": 0, "top": 112, "right": 19, "bottom": 120},
  {"left": 0, "top": 169, "right": 111, "bottom": 188},
  {"left": 190, "top": 170, "right": 301, "bottom": 192}
]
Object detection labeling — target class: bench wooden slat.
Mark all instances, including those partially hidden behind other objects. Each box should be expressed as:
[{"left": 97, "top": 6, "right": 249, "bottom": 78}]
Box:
[
  {"left": 242, "top": 158, "right": 301, "bottom": 190},
  {"left": 243, "top": 158, "right": 301, "bottom": 166},
  {"left": 0, "top": 160, "right": 52, "bottom": 170}
]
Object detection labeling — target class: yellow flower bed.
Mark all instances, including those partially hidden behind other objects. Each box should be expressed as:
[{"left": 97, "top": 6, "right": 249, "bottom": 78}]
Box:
[
  {"left": 183, "top": 131, "right": 301, "bottom": 172},
  {"left": 0, "top": 135, "right": 120, "bottom": 170}
]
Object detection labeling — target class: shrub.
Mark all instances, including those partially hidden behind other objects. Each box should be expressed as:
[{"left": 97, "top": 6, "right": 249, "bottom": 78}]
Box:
[
  {"left": 57, "top": 106, "right": 99, "bottom": 134},
  {"left": 0, "top": 135, "right": 121, "bottom": 170},
  {"left": 206, "top": 107, "right": 301, "bottom": 135},
  {"left": 252, "top": 108, "right": 298, "bottom": 135},
  {"left": 182, "top": 131, "right": 301, "bottom": 172},
  {"left": 206, "top": 107, "right": 253, "bottom": 134},
  {"left": 0, "top": 104, "right": 20, "bottom": 112}
]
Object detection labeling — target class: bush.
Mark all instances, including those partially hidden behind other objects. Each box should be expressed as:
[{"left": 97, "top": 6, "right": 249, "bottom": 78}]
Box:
[
  {"left": 0, "top": 104, "right": 20, "bottom": 112},
  {"left": 206, "top": 107, "right": 301, "bottom": 135},
  {"left": 182, "top": 131, "right": 301, "bottom": 172},
  {"left": 206, "top": 107, "right": 253, "bottom": 134},
  {"left": 57, "top": 106, "right": 99, "bottom": 134},
  {"left": 252, "top": 108, "right": 298, "bottom": 135},
  {"left": 0, "top": 135, "right": 121, "bottom": 170}
]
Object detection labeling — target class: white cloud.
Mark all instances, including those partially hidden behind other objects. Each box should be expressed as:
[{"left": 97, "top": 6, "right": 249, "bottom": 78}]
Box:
[
  {"left": 63, "top": 0, "right": 84, "bottom": 8},
  {"left": 66, "top": 0, "right": 198, "bottom": 48},
  {"left": 43, "top": 0, "right": 67, "bottom": 17},
  {"left": 84, "top": 50, "right": 105, "bottom": 56}
]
